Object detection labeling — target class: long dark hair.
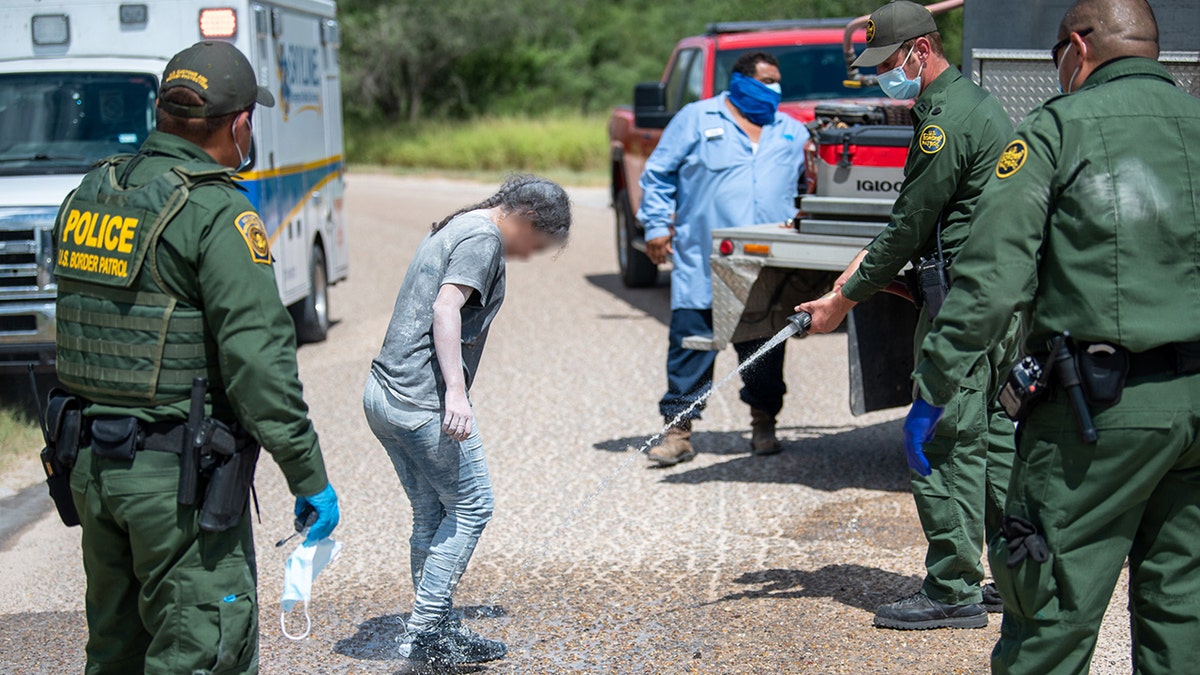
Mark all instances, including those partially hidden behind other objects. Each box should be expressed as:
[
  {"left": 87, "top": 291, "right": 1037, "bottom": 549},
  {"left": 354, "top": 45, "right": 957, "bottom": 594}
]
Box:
[{"left": 432, "top": 174, "right": 572, "bottom": 241}]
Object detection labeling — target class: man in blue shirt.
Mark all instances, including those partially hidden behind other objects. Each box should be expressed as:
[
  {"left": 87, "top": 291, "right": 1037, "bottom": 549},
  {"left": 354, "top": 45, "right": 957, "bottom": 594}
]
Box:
[{"left": 639, "top": 51, "right": 809, "bottom": 466}]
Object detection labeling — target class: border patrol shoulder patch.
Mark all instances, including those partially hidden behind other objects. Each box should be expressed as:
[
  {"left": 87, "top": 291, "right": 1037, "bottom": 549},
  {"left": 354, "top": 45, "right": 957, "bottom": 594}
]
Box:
[
  {"left": 234, "top": 211, "right": 272, "bottom": 264},
  {"left": 995, "top": 140, "right": 1028, "bottom": 178},
  {"left": 919, "top": 125, "right": 946, "bottom": 154}
]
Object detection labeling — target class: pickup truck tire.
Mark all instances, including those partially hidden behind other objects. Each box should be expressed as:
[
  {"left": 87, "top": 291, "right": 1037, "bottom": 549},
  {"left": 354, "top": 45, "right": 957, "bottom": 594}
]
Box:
[
  {"left": 293, "top": 244, "right": 330, "bottom": 343},
  {"left": 615, "top": 189, "right": 658, "bottom": 288}
]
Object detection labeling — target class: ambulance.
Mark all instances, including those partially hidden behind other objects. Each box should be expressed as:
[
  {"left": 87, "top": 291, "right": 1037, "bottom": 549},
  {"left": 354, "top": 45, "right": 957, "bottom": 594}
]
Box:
[{"left": 0, "top": 0, "right": 348, "bottom": 371}]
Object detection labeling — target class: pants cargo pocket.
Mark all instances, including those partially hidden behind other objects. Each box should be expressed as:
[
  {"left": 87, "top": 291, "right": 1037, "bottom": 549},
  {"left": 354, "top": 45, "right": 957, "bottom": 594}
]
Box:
[
  {"left": 198, "top": 589, "right": 258, "bottom": 674},
  {"left": 172, "top": 556, "right": 258, "bottom": 675},
  {"left": 991, "top": 541, "right": 1060, "bottom": 624}
]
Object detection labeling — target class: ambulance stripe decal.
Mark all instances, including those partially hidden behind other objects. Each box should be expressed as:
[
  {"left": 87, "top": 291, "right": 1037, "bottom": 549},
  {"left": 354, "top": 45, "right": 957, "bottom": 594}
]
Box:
[{"left": 234, "top": 155, "right": 343, "bottom": 244}]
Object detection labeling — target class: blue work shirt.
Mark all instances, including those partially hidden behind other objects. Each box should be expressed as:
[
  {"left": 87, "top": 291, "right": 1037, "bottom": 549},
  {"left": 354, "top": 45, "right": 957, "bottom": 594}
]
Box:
[{"left": 638, "top": 92, "right": 808, "bottom": 309}]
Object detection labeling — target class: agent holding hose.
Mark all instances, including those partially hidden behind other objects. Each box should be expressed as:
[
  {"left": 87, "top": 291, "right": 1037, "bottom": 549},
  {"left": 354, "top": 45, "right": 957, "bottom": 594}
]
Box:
[{"left": 798, "top": 0, "right": 1018, "bottom": 631}]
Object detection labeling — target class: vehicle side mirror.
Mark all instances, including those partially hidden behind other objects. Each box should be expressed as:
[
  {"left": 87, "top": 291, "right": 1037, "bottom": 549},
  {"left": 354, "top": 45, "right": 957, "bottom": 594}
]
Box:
[{"left": 633, "top": 82, "right": 673, "bottom": 129}]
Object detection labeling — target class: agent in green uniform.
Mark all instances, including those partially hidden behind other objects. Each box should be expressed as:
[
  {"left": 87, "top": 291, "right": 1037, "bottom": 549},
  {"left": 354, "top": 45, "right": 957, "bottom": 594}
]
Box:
[
  {"left": 909, "top": 0, "right": 1200, "bottom": 671},
  {"left": 55, "top": 41, "right": 340, "bottom": 674},
  {"left": 798, "top": 0, "right": 1018, "bottom": 629}
]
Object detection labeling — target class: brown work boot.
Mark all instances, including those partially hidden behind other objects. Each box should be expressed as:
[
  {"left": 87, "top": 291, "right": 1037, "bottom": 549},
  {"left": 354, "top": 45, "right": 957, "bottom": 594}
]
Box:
[
  {"left": 647, "top": 421, "right": 694, "bottom": 466},
  {"left": 750, "top": 408, "right": 782, "bottom": 455}
]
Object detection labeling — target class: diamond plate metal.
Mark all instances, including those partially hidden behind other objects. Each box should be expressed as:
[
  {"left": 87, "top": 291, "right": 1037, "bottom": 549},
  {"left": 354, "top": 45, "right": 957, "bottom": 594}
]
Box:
[
  {"left": 696, "top": 255, "right": 765, "bottom": 351},
  {"left": 973, "top": 49, "right": 1200, "bottom": 128}
]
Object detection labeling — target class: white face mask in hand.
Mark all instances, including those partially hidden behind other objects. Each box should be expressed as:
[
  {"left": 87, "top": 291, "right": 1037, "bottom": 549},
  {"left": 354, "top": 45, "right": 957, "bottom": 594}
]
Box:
[{"left": 280, "top": 538, "right": 343, "bottom": 640}]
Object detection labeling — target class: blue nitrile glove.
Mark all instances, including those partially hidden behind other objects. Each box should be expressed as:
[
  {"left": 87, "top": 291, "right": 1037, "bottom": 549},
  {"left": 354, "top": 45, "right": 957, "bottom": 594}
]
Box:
[
  {"left": 294, "top": 483, "right": 339, "bottom": 545},
  {"left": 902, "top": 399, "right": 943, "bottom": 477}
]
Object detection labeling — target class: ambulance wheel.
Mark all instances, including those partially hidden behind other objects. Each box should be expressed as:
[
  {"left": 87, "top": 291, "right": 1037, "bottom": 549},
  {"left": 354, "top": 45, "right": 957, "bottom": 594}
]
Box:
[
  {"left": 294, "top": 245, "right": 329, "bottom": 343},
  {"left": 616, "top": 189, "right": 657, "bottom": 288}
]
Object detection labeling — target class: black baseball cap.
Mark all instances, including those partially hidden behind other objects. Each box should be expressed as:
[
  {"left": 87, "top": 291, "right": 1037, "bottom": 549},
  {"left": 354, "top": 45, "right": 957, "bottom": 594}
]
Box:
[
  {"left": 159, "top": 41, "right": 275, "bottom": 118},
  {"left": 852, "top": 1, "right": 939, "bottom": 68}
]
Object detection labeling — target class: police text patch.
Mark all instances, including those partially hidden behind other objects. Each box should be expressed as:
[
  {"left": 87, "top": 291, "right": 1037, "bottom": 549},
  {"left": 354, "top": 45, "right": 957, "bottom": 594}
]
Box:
[
  {"left": 919, "top": 125, "right": 946, "bottom": 154},
  {"left": 234, "top": 211, "right": 272, "bottom": 264},
  {"left": 54, "top": 203, "right": 153, "bottom": 288},
  {"left": 995, "top": 140, "right": 1028, "bottom": 178}
]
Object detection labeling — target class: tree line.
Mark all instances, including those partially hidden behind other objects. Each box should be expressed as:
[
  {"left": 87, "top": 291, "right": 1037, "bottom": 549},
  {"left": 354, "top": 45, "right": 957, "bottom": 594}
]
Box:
[{"left": 338, "top": 0, "right": 963, "bottom": 124}]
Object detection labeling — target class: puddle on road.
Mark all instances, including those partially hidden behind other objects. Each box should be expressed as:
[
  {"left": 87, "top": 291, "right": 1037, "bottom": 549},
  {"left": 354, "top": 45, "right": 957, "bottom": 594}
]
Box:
[{"left": 789, "top": 494, "right": 925, "bottom": 550}]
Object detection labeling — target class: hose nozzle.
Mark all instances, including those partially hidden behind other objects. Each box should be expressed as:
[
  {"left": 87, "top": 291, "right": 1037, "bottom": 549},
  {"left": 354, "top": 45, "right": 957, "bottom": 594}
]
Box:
[{"left": 787, "top": 311, "right": 812, "bottom": 336}]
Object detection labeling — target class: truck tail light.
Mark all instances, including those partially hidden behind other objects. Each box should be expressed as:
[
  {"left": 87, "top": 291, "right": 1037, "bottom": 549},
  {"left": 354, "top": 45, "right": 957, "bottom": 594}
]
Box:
[
  {"left": 744, "top": 244, "right": 770, "bottom": 256},
  {"left": 718, "top": 239, "right": 735, "bottom": 256},
  {"left": 200, "top": 8, "right": 237, "bottom": 38}
]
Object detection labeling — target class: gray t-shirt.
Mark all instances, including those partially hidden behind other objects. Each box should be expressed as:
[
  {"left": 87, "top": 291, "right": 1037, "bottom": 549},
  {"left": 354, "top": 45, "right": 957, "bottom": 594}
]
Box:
[{"left": 371, "top": 210, "right": 505, "bottom": 410}]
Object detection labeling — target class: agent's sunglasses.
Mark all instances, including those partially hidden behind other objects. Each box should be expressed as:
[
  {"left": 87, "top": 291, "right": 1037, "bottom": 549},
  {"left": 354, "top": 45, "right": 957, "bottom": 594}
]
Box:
[{"left": 1052, "top": 28, "right": 1093, "bottom": 68}]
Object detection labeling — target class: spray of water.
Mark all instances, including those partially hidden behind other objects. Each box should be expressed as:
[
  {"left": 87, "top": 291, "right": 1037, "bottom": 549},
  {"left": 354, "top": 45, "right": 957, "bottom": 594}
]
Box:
[
  {"left": 479, "top": 314, "right": 811, "bottom": 621},
  {"left": 645, "top": 319, "right": 801, "bottom": 451}
]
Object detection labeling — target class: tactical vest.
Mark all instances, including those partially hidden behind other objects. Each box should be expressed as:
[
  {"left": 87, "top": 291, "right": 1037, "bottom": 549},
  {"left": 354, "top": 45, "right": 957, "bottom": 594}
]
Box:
[{"left": 54, "top": 155, "right": 235, "bottom": 406}]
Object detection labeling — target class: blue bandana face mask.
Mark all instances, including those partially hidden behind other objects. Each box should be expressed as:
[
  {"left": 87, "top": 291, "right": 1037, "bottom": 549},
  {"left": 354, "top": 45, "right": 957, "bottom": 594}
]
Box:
[
  {"left": 728, "top": 71, "right": 782, "bottom": 126},
  {"left": 878, "top": 46, "right": 923, "bottom": 100}
]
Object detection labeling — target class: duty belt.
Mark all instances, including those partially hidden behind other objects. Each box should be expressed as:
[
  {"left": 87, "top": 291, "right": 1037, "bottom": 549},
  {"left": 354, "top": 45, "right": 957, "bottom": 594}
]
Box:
[
  {"left": 1121, "top": 342, "right": 1200, "bottom": 379},
  {"left": 140, "top": 421, "right": 187, "bottom": 454},
  {"left": 1037, "top": 341, "right": 1200, "bottom": 380},
  {"left": 83, "top": 418, "right": 187, "bottom": 454}
]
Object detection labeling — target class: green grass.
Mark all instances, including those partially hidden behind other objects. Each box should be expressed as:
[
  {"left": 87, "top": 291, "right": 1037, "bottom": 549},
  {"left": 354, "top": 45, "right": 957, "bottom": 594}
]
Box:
[
  {"left": 346, "top": 113, "right": 610, "bottom": 186},
  {"left": 0, "top": 407, "right": 41, "bottom": 473}
]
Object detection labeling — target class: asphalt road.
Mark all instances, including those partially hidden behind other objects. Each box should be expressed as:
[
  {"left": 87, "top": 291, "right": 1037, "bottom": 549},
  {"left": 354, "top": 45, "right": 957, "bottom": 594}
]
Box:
[{"left": 0, "top": 174, "right": 1132, "bottom": 674}]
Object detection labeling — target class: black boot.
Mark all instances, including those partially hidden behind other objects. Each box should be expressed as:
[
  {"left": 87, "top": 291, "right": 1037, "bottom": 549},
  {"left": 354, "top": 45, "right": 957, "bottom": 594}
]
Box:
[
  {"left": 982, "top": 582, "right": 1004, "bottom": 613},
  {"left": 873, "top": 591, "right": 988, "bottom": 630}
]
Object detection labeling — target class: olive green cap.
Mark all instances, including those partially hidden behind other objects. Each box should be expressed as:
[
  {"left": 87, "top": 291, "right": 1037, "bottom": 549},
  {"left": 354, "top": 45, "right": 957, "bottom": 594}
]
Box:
[
  {"left": 159, "top": 41, "right": 275, "bottom": 118},
  {"left": 852, "top": 1, "right": 938, "bottom": 68}
]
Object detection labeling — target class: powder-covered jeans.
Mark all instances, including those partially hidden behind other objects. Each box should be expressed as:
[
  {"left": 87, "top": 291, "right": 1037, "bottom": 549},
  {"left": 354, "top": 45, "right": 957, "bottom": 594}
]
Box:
[{"left": 363, "top": 371, "right": 495, "bottom": 632}]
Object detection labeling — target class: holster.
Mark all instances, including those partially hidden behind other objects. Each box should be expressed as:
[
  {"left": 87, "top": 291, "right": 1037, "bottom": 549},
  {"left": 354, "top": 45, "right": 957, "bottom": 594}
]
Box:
[
  {"left": 196, "top": 419, "right": 260, "bottom": 533},
  {"left": 1076, "top": 344, "right": 1129, "bottom": 407},
  {"left": 918, "top": 257, "right": 949, "bottom": 319},
  {"left": 41, "top": 388, "right": 83, "bottom": 527},
  {"left": 45, "top": 389, "right": 83, "bottom": 468},
  {"left": 903, "top": 256, "right": 950, "bottom": 319}
]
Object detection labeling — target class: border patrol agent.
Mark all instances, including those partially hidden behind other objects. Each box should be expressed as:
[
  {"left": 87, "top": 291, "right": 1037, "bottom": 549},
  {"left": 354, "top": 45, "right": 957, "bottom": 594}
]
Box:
[
  {"left": 53, "top": 41, "right": 339, "bottom": 673},
  {"left": 798, "top": 1, "right": 1018, "bottom": 629},
  {"left": 910, "top": 0, "right": 1200, "bottom": 670}
]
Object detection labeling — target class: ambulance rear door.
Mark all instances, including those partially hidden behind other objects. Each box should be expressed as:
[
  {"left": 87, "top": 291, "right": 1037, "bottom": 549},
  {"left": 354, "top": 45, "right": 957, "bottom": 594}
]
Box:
[{"left": 318, "top": 13, "right": 347, "bottom": 283}]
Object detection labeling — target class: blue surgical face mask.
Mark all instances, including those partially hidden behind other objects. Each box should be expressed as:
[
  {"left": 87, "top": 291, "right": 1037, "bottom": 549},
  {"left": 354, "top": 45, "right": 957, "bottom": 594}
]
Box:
[
  {"left": 729, "top": 71, "right": 782, "bottom": 126},
  {"left": 877, "top": 46, "right": 923, "bottom": 100},
  {"left": 1056, "top": 44, "right": 1081, "bottom": 94},
  {"left": 280, "top": 537, "right": 342, "bottom": 640},
  {"left": 232, "top": 115, "right": 254, "bottom": 173}
]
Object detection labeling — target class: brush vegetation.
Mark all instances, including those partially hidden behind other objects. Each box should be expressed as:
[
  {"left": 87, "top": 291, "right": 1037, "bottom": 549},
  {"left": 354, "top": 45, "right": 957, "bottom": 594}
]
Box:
[
  {"left": 346, "top": 114, "right": 608, "bottom": 181},
  {"left": 337, "top": 0, "right": 963, "bottom": 170},
  {"left": 0, "top": 408, "right": 40, "bottom": 473}
]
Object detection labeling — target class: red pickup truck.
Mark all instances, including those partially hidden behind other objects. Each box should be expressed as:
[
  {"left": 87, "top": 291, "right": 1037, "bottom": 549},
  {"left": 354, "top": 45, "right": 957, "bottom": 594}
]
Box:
[{"left": 607, "top": 19, "right": 895, "bottom": 288}]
